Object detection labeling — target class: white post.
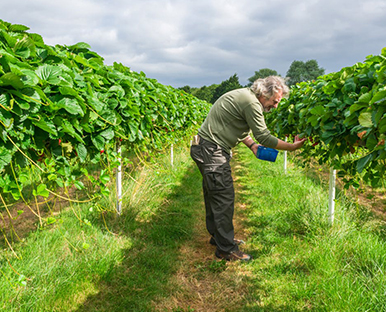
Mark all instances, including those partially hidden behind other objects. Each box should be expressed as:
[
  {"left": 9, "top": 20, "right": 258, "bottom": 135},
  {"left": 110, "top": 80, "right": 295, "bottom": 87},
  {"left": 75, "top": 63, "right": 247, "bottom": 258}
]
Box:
[
  {"left": 116, "top": 140, "right": 122, "bottom": 215},
  {"left": 284, "top": 137, "right": 288, "bottom": 174},
  {"left": 328, "top": 167, "right": 336, "bottom": 225},
  {"left": 171, "top": 144, "right": 174, "bottom": 168}
]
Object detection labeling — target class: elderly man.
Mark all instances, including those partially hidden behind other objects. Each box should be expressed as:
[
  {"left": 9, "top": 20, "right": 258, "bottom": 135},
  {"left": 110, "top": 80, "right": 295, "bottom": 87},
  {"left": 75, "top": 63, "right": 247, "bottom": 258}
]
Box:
[{"left": 190, "top": 76, "right": 306, "bottom": 261}]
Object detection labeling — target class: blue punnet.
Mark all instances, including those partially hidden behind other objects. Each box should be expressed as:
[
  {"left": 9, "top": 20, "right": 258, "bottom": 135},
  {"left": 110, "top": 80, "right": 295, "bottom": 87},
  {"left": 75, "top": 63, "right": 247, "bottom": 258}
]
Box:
[{"left": 256, "top": 145, "right": 279, "bottom": 162}]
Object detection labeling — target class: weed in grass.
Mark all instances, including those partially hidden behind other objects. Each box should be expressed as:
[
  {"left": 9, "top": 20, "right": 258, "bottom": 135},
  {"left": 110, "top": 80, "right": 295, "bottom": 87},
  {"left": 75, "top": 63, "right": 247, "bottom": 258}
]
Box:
[{"left": 208, "top": 259, "right": 227, "bottom": 273}]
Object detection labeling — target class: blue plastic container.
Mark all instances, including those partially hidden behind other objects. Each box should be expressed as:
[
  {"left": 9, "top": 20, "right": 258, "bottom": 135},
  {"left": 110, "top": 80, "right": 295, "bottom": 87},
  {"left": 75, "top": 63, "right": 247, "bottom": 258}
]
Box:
[{"left": 256, "top": 146, "right": 279, "bottom": 162}]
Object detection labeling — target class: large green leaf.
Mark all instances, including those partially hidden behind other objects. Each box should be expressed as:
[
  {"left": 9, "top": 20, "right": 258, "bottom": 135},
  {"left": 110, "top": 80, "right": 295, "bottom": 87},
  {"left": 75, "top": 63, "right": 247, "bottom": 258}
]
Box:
[
  {"left": 9, "top": 24, "right": 30, "bottom": 32},
  {"left": 99, "top": 128, "right": 115, "bottom": 141},
  {"left": 0, "top": 72, "right": 24, "bottom": 89},
  {"left": 358, "top": 112, "right": 373, "bottom": 128},
  {"left": 370, "top": 90, "right": 386, "bottom": 105},
  {"left": 14, "top": 36, "right": 35, "bottom": 58},
  {"left": 76, "top": 143, "right": 87, "bottom": 162},
  {"left": 0, "top": 108, "right": 14, "bottom": 128},
  {"left": 91, "top": 134, "right": 105, "bottom": 151},
  {"left": 57, "top": 97, "right": 84, "bottom": 116},
  {"left": 357, "top": 154, "right": 373, "bottom": 173},
  {"left": 0, "top": 146, "right": 12, "bottom": 170},
  {"left": 357, "top": 92, "right": 372, "bottom": 103},
  {"left": 310, "top": 105, "right": 325, "bottom": 116},
  {"left": 32, "top": 117, "right": 58, "bottom": 136},
  {"left": 36, "top": 64, "right": 62, "bottom": 85},
  {"left": 20, "top": 68, "right": 39, "bottom": 86},
  {"left": 33, "top": 184, "right": 49, "bottom": 198}
]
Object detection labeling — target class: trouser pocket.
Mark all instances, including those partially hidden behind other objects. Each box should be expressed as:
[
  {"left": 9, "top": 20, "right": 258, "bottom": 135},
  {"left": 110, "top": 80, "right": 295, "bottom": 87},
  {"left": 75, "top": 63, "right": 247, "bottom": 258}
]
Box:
[{"left": 204, "top": 162, "right": 233, "bottom": 191}]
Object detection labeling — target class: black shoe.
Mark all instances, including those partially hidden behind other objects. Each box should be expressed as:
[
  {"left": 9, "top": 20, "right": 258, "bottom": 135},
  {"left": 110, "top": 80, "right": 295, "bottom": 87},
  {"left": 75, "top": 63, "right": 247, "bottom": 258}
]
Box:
[
  {"left": 215, "top": 249, "right": 252, "bottom": 261},
  {"left": 209, "top": 236, "right": 245, "bottom": 246}
]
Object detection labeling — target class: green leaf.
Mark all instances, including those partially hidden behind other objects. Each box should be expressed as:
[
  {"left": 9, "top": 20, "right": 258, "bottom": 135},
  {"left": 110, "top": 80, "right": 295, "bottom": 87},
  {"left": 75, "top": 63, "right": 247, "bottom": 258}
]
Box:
[
  {"left": 370, "top": 90, "right": 386, "bottom": 105},
  {"left": 357, "top": 92, "right": 372, "bottom": 103},
  {"left": 99, "top": 128, "right": 115, "bottom": 141},
  {"left": 358, "top": 112, "right": 373, "bottom": 128},
  {"left": 59, "top": 119, "right": 85, "bottom": 143},
  {"left": 88, "top": 96, "right": 104, "bottom": 112},
  {"left": 307, "top": 115, "right": 319, "bottom": 127},
  {"left": 100, "top": 169, "right": 110, "bottom": 184},
  {"left": 36, "top": 64, "right": 62, "bottom": 85},
  {"left": 9, "top": 24, "right": 30, "bottom": 32},
  {"left": 58, "top": 97, "right": 84, "bottom": 116},
  {"left": 76, "top": 143, "right": 87, "bottom": 162},
  {"left": 33, "top": 184, "right": 49, "bottom": 198},
  {"left": 74, "top": 180, "right": 85, "bottom": 190},
  {"left": 59, "top": 86, "right": 80, "bottom": 98},
  {"left": 350, "top": 102, "right": 368, "bottom": 113},
  {"left": 310, "top": 105, "right": 325, "bottom": 116},
  {"left": 0, "top": 147, "right": 12, "bottom": 171},
  {"left": 46, "top": 217, "right": 56, "bottom": 225},
  {"left": 91, "top": 134, "right": 105, "bottom": 151},
  {"left": 108, "top": 85, "right": 125, "bottom": 98},
  {"left": 20, "top": 68, "right": 39, "bottom": 86},
  {"left": 356, "top": 154, "right": 373, "bottom": 173},
  {"left": 66, "top": 42, "right": 91, "bottom": 51},
  {"left": 342, "top": 78, "right": 356, "bottom": 93},
  {"left": 32, "top": 117, "right": 58, "bottom": 136},
  {"left": 18, "top": 172, "right": 29, "bottom": 184},
  {"left": 0, "top": 109, "right": 14, "bottom": 128},
  {"left": 11, "top": 188, "right": 21, "bottom": 200},
  {"left": 0, "top": 93, "right": 11, "bottom": 109},
  {"left": 0, "top": 72, "right": 24, "bottom": 89},
  {"left": 379, "top": 118, "right": 386, "bottom": 133},
  {"left": 14, "top": 37, "right": 35, "bottom": 58},
  {"left": 366, "top": 134, "right": 378, "bottom": 150}
]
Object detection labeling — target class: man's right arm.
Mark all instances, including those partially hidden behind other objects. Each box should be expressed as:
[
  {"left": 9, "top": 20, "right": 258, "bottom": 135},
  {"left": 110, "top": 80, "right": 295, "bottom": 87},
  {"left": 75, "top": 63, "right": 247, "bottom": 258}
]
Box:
[{"left": 275, "top": 135, "right": 307, "bottom": 151}]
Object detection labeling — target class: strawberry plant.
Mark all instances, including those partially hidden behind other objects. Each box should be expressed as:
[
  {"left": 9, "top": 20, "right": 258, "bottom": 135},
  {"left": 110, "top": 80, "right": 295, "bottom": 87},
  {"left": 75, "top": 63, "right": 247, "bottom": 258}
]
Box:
[
  {"left": 0, "top": 19, "right": 210, "bottom": 205},
  {"left": 266, "top": 47, "right": 386, "bottom": 188}
]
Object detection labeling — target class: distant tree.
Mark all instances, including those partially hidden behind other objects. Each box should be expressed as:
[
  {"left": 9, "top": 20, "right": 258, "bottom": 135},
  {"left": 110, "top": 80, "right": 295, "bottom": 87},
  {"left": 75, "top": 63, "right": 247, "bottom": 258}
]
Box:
[
  {"left": 191, "top": 84, "right": 218, "bottom": 103},
  {"left": 211, "top": 74, "right": 242, "bottom": 103},
  {"left": 286, "top": 59, "right": 325, "bottom": 86},
  {"left": 247, "top": 68, "right": 279, "bottom": 86},
  {"left": 179, "top": 85, "right": 192, "bottom": 93}
]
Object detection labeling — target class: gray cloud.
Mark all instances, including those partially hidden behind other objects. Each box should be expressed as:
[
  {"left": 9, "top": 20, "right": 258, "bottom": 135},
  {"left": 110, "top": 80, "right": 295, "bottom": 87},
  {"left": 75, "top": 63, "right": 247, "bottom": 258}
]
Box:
[{"left": 1, "top": 0, "right": 386, "bottom": 87}]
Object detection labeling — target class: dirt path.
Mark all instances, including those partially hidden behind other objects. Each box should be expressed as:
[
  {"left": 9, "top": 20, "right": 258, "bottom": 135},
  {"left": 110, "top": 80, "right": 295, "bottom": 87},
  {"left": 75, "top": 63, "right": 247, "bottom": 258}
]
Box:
[{"left": 153, "top": 162, "right": 252, "bottom": 312}]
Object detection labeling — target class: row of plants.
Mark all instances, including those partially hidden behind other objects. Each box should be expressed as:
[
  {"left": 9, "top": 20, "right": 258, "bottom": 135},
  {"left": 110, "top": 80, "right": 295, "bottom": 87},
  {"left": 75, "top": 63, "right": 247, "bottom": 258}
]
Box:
[
  {"left": 266, "top": 47, "right": 386, "bottom": 188},
  {"left": 0, "top": 20, "right": 210, "bottom": 206}
]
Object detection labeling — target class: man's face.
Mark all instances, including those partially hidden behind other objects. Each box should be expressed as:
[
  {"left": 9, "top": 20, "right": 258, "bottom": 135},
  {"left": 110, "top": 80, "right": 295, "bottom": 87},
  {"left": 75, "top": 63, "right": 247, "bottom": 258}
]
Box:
[{"left": 259, "top": 90, "right": 283, "bottom": 112}]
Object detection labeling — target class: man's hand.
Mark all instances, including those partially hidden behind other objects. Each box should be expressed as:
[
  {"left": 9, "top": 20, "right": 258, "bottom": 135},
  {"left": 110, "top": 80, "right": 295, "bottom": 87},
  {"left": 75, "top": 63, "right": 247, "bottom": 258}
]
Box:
[
  {"left": 251, "top": 143, "right": 259, "bottom": 156},
  {"left": 292, "top": 135, "right": 307, "bottom": 150}
]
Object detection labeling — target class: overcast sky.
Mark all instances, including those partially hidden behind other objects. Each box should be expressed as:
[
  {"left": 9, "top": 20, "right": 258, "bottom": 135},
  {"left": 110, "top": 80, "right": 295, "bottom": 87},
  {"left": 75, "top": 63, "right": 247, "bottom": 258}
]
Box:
[{"left": 1, "top": 0, "right": 386, "bottom": 88}]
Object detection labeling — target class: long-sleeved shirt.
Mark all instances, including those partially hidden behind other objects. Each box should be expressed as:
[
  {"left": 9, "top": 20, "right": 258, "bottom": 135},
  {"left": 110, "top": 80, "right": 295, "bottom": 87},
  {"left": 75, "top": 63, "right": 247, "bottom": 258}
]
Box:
[{"left": 198, "top": 88, "right": 278, "bottom": 153}]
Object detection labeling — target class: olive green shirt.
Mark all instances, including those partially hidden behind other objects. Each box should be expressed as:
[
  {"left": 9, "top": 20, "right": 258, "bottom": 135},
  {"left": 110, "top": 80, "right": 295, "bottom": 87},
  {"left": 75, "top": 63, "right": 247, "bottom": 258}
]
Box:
[{"left": 198, "top": 88, "right": 278, "bottom": 153}]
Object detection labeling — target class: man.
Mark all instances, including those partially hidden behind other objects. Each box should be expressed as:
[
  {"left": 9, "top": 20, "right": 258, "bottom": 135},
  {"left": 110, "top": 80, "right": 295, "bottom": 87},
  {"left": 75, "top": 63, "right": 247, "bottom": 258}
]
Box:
[{"left": 190, "top": 76, "right": 306, "bottom": 261}]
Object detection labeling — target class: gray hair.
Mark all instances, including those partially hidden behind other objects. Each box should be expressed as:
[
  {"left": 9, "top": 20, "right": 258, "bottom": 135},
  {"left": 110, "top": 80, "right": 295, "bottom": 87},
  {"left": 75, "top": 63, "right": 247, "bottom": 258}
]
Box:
[{"left": 250, "top": 76, "right": 289, "bottom": 99}]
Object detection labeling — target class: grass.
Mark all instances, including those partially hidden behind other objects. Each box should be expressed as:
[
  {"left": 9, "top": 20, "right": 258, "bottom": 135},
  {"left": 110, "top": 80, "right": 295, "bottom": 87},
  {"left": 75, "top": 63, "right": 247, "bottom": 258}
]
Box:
[
  {"left": 1, "top": 141, "right": 386, "bottom": 311},
  {"left": 1, "top": 141, "right": 203, "bottom": 311},
  {"left": 234, "top": 146, "right": 386, "bottom": 311}
]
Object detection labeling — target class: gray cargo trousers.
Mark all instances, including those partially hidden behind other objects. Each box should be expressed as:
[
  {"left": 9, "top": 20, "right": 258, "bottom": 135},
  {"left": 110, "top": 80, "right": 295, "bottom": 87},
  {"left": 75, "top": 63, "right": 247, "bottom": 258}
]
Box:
[{"left": 190, "top": 135, "right": 238, "bottom": 253}]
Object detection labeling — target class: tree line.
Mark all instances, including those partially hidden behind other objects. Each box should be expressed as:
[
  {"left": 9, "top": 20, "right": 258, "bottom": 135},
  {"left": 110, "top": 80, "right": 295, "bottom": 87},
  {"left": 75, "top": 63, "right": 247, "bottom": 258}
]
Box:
[{"left": 179, "top": 59, "right": 325, "bottom": 104}]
